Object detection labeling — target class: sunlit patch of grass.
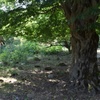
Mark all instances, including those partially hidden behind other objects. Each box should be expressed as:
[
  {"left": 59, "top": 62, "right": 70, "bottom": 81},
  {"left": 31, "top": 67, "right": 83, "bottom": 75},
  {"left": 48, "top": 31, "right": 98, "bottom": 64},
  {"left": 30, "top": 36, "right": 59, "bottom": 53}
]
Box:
[{"left": 45, "top": 46, "right": 62, "bottom": 54}]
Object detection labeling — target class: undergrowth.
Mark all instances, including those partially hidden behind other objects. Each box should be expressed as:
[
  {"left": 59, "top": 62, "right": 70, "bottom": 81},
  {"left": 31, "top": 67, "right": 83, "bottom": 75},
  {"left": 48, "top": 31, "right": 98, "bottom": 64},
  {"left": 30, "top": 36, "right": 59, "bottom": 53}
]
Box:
[{"left": 0, "top": 37, "right": 67, "bottom": 66}]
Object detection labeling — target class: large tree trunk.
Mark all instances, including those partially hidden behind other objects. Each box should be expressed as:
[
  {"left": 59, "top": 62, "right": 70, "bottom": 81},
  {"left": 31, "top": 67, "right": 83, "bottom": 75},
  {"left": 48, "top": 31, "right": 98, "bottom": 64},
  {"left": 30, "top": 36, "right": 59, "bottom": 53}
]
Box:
[
  {"left": 61, "top": 0, "right": 100, "bottom": 93},
  {"left": 70, "top": 23, "right": 100, "bottom": 92}
]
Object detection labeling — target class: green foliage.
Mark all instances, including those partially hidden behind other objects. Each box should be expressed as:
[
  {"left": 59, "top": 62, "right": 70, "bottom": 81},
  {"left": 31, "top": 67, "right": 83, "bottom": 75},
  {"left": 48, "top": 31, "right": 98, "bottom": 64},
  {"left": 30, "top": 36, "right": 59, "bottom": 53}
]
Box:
[
  {"left": 0, "top": 0, "right": 71, "bottom": 43},
  {"left": 0, "top": 37, "right": 41, "bottom": 65},
  {"left": 0, "top": 36, "right": 69, "bottom": 66},
  {"left": 0, "top": 0, "right": 100, "bottom": 43},
  {"left": 45, "top": 46, "right": 63, "bottom": 54}
]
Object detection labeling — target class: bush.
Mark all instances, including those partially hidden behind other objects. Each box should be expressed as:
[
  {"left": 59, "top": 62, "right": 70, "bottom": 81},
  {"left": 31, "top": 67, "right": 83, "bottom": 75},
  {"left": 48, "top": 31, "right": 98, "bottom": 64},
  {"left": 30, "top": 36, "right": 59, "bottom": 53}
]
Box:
[
  {"left": 0, "top": 37, "right": 68, "bottom": 66},
  {"left": 0, "top": 37, "right": 41, "bottom": 66},
  {"left": 43, "top": 46, "right": 63, "bottom": 54}
]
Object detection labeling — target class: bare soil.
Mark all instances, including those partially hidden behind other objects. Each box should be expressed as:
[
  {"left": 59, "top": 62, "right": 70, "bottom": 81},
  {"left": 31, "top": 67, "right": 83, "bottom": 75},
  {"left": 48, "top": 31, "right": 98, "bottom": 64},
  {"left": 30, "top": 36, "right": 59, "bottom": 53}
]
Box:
[{"left": 0, "top": 52, "right": 100, "bottom": 100}]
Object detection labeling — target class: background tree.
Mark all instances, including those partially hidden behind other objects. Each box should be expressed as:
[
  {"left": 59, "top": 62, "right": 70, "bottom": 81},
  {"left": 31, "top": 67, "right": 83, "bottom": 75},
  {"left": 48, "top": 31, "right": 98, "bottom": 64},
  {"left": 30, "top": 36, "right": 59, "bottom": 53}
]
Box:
[{"left": 0, "top": 0, "right": 100, "bottom": 93}]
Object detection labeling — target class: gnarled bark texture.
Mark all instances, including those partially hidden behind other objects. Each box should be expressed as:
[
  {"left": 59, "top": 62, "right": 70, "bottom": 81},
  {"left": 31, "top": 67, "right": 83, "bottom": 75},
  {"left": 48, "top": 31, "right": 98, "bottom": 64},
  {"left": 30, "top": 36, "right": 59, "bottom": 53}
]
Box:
[
  {"left": 70, "top": 23, "right": 99, "bottom": 92},
  {"left": 61, "top": 0, "right": 100, "bottom": 92}
]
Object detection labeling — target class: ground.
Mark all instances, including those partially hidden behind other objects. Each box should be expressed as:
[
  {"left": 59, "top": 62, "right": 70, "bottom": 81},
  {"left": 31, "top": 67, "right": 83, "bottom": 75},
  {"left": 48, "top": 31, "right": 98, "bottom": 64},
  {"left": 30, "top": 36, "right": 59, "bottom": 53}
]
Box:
[{"left": 0, "top": 51, "right": 100, "bottom": 100}]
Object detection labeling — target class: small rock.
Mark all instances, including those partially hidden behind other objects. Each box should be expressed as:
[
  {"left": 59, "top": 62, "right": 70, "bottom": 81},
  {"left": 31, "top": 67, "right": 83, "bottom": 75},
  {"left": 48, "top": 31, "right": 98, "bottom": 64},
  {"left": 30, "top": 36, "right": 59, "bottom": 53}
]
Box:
[
  {"left": 48, "top": 74, "right": 54, "bottom": 79},
  {"left": 12, "top": 95, "right": 19, "bottom": 100},
  {"left": 14, "top": 97, "right": 19, "bottom": 100},
  {"left": 0, "top": 79, "right": 4, "bottom": 83},
  {"left": 27, "top": 92, "right": 35, "bottom": 98},
  {"left": 58, "top": 63, "right": 67, "bottom": 66},
  {"left": 35, "top": 65, "right": 41, "bottom": 68},
  {"left": 44, "top": 67, "right": 52, "bottom": 71}
]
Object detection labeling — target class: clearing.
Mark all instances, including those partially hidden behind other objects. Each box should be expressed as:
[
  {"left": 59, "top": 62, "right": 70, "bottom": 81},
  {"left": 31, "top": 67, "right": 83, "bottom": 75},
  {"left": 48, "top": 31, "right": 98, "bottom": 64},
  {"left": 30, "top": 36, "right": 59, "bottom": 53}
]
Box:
[{"left": 0, "top": 50, "right": 100, "bottom": 100}]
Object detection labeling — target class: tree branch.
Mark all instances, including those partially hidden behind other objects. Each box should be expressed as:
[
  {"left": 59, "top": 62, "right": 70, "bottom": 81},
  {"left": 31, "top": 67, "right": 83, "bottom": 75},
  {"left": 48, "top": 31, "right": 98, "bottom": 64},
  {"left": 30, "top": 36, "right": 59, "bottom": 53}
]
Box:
[
  {"left": 6, "top": 3, "right": 61, "bottom": 16},
  {"left": 36, "top": 4, "right": 61, "bottom": 14}
]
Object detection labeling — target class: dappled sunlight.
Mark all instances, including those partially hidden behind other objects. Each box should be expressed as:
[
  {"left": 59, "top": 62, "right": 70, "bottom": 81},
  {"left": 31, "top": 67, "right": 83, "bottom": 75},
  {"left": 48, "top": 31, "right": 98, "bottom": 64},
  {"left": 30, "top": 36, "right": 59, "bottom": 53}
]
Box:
[
  {"left": 44, "top": 71, "right": 53, "bottom": 74},
  {"left": 97, "top": 49, "right": 100, "bottom": 53},
  {"left": 0, "top": 77, "right": 17, "bottom": 83},
  {"left": 97, "top": 49, "right": 100, "bottom": 58},
  {"left": 31, "top": 69, "right": 44, "bottom": 74},
  {"left": 48, "top": 79, "right": 60, "bottom": 83},
  {"left": 62, "top": 47, "right": 68, "bottom": 51},
  {"left": 0, "top": 0, "right": 100, "bottom": 99}
]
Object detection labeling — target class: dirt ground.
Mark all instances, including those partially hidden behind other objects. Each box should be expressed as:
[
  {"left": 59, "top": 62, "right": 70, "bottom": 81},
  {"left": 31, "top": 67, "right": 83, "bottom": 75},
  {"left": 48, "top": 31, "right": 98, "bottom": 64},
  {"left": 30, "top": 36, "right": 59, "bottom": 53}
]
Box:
[{"left": 0, "top": 52, "right": 100, "bottom": 100}]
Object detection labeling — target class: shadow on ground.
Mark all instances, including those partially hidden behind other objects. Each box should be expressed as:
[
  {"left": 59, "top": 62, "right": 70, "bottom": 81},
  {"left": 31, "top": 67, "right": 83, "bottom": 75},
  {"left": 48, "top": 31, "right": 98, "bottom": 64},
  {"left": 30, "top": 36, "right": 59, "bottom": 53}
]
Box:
[{"left": 0, "top": 52, "right": 100, "bottom": 100}]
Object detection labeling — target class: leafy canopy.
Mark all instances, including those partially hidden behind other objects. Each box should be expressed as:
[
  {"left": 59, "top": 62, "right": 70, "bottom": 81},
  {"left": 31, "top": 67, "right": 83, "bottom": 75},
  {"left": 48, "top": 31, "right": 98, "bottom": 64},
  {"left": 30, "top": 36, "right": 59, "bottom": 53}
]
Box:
[
  {"left": 0, "top": 0, "right": 70, "bottom": 42},
  {"left": 0, "top": 0, "right": 100, "bottom": 41}
]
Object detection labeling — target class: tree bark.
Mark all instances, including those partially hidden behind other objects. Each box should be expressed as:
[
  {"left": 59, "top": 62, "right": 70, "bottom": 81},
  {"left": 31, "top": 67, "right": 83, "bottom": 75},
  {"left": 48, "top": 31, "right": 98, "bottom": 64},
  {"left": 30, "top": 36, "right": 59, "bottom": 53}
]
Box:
[
  {"left": 61, "top": 0, "right": 100, "bottom": 93},
  {"left": 70, "top": 22, "right": 100, "bottom": 92}
]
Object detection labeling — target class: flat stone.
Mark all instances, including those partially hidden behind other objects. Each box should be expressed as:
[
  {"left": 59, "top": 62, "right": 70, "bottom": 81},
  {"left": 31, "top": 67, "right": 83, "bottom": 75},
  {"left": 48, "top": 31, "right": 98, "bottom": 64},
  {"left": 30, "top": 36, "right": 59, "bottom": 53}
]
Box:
[{"left": 27, "top": 92, "right": 35, "bottom": 98}]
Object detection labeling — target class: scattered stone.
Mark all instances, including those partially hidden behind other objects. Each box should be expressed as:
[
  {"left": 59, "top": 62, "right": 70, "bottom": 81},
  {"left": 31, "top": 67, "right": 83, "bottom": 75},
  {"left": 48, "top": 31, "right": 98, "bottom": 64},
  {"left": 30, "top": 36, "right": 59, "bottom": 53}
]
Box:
[
  {"left": 0, "top": 79, "right": 4, "bottom": 83},
  {"left": 44, "top": 67, "right": 52, "bottom": 71},
  {"left": 47, "top": 74, "right": 54, "bottom": 79},
  {"left": 35, "top": 65, "right": 41, "bottom": 68},
  {"left": 12, "top": 95, "right": 19, "bottom": 100},
  {"left": 16, "top": 82, "right": 21, "bottom": 85},
  {"left": 27, "top": 92, "right": 35, "bottom": 98},
  {"left": 58, "top": 63, "right": 67, "bottom": 66}
]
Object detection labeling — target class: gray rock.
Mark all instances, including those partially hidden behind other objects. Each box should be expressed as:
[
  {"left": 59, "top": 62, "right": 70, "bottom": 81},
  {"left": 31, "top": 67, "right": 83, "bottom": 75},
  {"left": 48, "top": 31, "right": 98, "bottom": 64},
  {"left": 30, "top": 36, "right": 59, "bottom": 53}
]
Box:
[{"left": 27, "top": 92, "right": 35, "bottom": 98}]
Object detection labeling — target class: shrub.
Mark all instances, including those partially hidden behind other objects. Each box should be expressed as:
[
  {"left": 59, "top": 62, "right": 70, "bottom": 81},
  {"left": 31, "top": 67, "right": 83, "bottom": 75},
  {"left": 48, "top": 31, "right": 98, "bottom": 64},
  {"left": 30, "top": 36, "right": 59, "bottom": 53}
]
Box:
[
  {"left": 43, "top": 46, "right": 63, "bottom": 54},
  {"left": 0, "top": 37, "right": 41, "bottom": 66}
]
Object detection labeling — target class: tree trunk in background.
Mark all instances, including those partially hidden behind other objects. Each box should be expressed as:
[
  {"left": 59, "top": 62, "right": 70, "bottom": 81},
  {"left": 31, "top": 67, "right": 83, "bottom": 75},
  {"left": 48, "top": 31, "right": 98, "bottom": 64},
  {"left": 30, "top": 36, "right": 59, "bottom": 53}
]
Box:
[{"left": 61, "top": 0, "right": 100, "bottom": 92}]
